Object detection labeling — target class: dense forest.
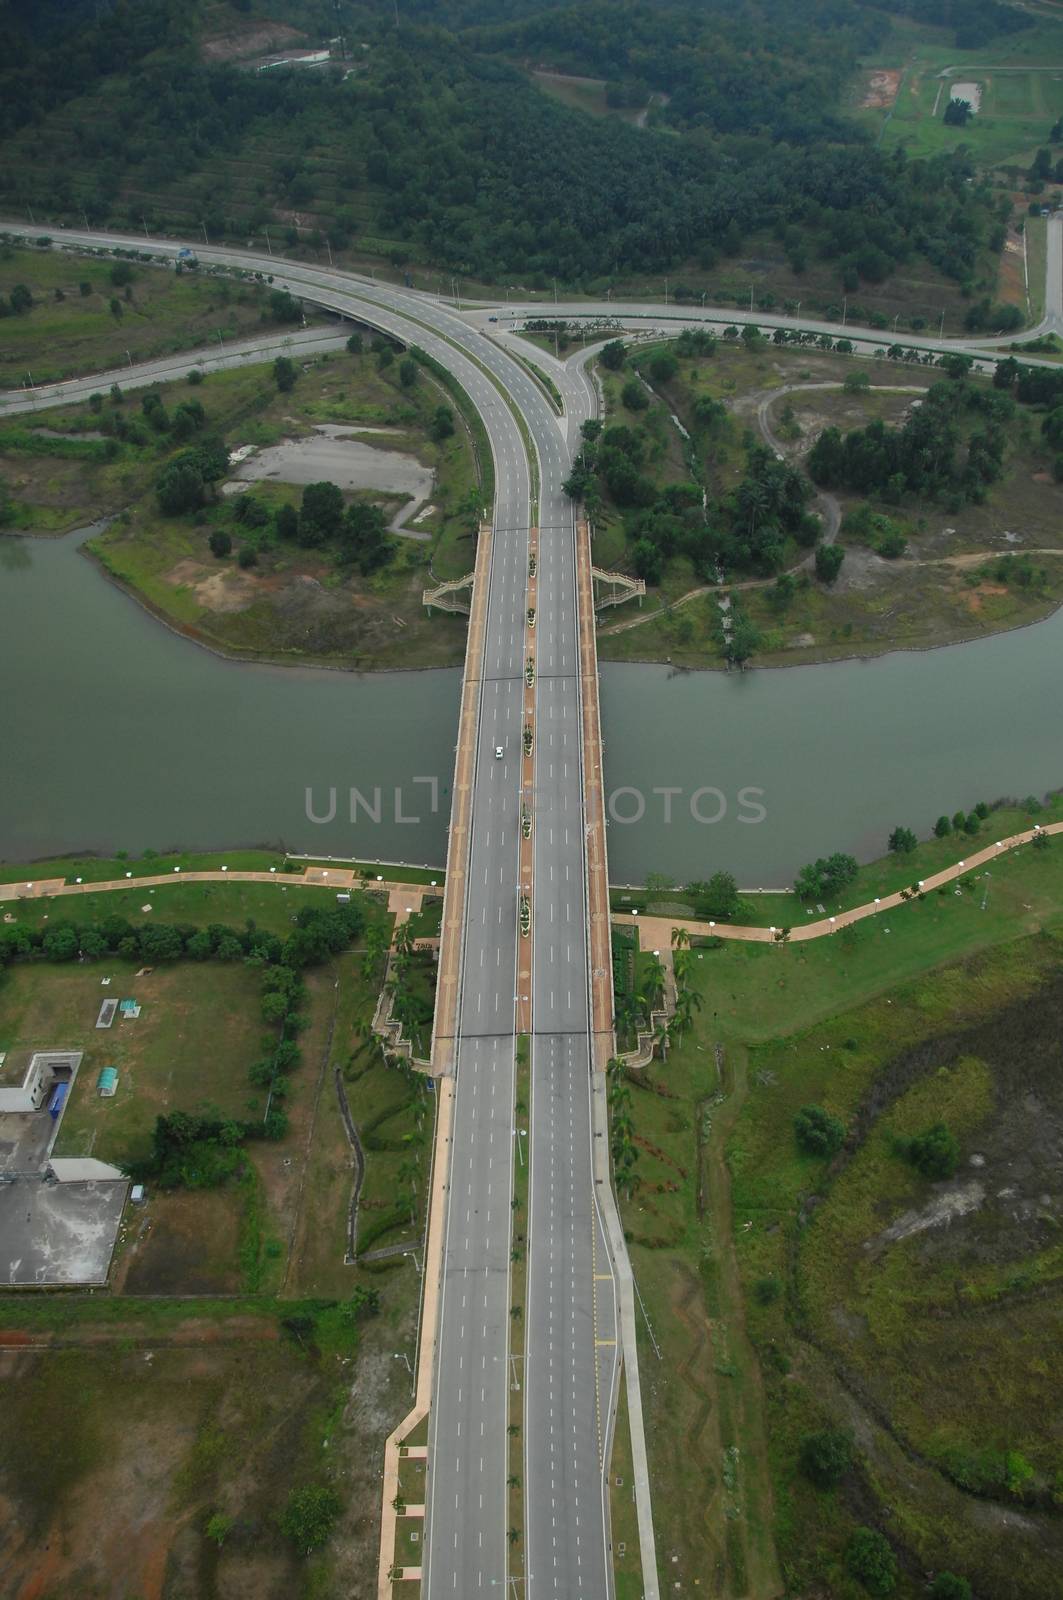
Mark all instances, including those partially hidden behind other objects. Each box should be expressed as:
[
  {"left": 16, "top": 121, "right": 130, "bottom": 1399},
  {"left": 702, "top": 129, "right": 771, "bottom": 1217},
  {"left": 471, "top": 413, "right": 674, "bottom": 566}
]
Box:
[{"left": 0, "top": 0, "right": 1026, "bottom": 289}]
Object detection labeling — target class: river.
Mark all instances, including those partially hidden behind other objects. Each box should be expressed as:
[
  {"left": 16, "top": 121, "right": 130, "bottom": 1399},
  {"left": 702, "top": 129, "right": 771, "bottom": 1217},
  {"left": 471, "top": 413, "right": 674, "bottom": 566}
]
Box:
[{"left": 2, "top": 527, "right": 1062, "bottom": 883}]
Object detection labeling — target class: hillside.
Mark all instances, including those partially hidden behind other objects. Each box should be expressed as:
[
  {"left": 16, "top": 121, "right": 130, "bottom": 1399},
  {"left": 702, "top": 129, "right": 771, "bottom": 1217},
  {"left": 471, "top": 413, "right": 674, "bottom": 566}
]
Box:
[{"left": 0, "top": 0, "right": 1028, "bottom": 307}]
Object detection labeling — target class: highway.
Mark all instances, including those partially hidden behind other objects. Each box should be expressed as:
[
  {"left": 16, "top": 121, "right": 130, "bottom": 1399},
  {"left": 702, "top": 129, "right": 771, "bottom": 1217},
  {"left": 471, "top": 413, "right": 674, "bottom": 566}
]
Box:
[
  {"left": 0, "top": 223, "right": 628, "bottom": 1600},
  {"left": 4, "top": 213, "right": 1061, "bottom": 1600}
]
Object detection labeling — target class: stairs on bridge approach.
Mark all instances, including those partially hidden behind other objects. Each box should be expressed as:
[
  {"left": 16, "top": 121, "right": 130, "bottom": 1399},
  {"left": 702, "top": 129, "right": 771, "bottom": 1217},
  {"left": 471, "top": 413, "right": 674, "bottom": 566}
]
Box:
[{"left": 591, "top": 566, "right": 646, "bottom": 611}]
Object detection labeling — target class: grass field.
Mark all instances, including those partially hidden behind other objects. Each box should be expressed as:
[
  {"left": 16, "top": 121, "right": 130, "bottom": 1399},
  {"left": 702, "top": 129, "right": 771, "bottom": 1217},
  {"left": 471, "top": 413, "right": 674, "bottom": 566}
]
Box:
[
  {"left": 725, "top": 932, "right": 1063, "bottom": 1597},
  {"left": 0, "top": 242, "right": 281, "bottom": 385},
  {"left": 0, "top": 958, "right": 264, "bottom": 1167},
  {"left": 0, "top": 1284, "right": 422, "bottom": 1599},
  {"left": 620, "top": 839, "right": 1063, "bottom": 1598},
  {"left": 850, "top": 14, "right": 1063, "bottom": 169},
  {"left": 0, "top": 894, "right": 428, "bottom": 1595}
]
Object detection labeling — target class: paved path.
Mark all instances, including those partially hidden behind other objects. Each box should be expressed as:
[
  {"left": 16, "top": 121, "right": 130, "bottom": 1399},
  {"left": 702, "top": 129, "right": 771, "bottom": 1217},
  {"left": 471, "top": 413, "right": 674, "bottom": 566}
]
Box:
[
  {"left": 616, "top": 821, "right": 1063, "bottom": 950},
  {"left": 0, "top": 865, "right": 428, "bottom": 903},
  {"left": 5, "top": 821, "right": 1056, "bottom": 943}
]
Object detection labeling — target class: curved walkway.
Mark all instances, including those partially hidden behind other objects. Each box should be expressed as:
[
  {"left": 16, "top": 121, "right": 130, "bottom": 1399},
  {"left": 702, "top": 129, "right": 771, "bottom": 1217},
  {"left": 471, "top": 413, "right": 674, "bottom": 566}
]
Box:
[
  {"left": 4, "top": 822, "right": 1060, "bottom": 942},
  {"left": 615, "top": 820, "right": 1063, "bottom": 948},
  {"left": 0, "top": 864, "right": 426, "bottom": 910}
]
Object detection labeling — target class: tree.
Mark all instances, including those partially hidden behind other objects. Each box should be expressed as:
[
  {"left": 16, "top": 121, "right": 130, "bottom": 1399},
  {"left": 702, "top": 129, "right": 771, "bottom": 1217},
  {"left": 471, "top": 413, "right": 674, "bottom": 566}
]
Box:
[
  {"left": 341, "top": 1283, "right": 381, "bottom": 1322},
  {"left": 42, "top": 923, "right": 79, "bottom": 961},
  {"left": 846, "top": 1527, "right": 898, "bottom": 1596},
  {"left": 431, "top": 405, "right": 455, "bottom": 441},
  {"left": 930, "top": 1577, "right": 972, "bottom": 1600},
  {"left": 794, "top": 853, "right": 858, "bottom": 900},
  {"left": 172, "top": 399, "right": 205, "bottom": 441},
  {"left": 269, "top": 288, "right": 301, "bottom": 323},
  {"left": 648, "top": 351, "right": 677, "bottom": 383},
  {"left": 205, "top": 1511, "right": 233, "bottom": 1546},
  {"left": 600, "top": 339, "right": 626, "bottom": 371},
  {"left": 815, "top": 544, "right": 844, "bottom": 584},
  {"left": 799, "top": 1428, "right": 853, "bottom": 1488},
  {"left": 728, "top": 615, "right": 761, "bottom": 666},
  {"left": 771, "top": 572, "right": 796, "bottom": 610},
  {"left": 794, "top": 1104, "right": 845, "bottom": 1158},
  {"left": 276, "top": 503, "right": 299, "bottom": 541},
  {"left": 9, "top": 283, "right": 33, "bottom": 314},
  {"left": 944, "top": 98, "right": 972, "bottom": 127},
  {"left": 902, "top": 1121, "right": 959, "bottom": 1180},
  {"left": 933, "top": 815, "right": 952, "bottom": 837},
  {"left": 279, "top": 1484, "right": 342, "bottom": 1554},
  {"left": 691, "top": 871, "right": 739, "bottom": 919},
  {"left": 273, "top": 355, "right": 297, "bottom": 392},
  {"left": 209, "top": 529, "right": 232, "bottom": 559},
  {"left": 399, "top": 356, "right": 419, "bottom": 388},
  {"left": 157, "top": 462, "right": 205, "bottom": 516},
  {"left": 346, "top": 332, "right": 363, "bottom": 355},
  {"left": 632, "top": 537, "right": 662, "bottom": 584},
  {"left": 341, "top": 502, "right": 392, "bottom": 574},
  {"left": 888, "top": 826, "right": 917, "bottom": 855},
  {"left": 693, "top": 394, "right": 727, "bottom": 432},
  {"left": 621, "top": 379, "right": 649, "bottom": 412},
  {"left": 300, "top": 481, "right": 345, "bottom": 545}
]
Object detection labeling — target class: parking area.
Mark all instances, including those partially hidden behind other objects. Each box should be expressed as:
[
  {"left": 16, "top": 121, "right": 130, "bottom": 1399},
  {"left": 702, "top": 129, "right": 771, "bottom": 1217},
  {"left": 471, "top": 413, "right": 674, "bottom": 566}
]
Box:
[{"left": 0, "top": 1175, "right": 127, "bottom": 1286}]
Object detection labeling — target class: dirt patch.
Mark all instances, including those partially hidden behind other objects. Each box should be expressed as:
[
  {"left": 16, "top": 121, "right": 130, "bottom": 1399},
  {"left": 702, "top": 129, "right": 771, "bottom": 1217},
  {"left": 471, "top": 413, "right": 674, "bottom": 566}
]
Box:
[
  {"left": 998, "top": 227, "right": 1028, "bottom": 311},
  {"left": 861, "top": 69, "right": 901, "bottom": 109},
  {"left": 201, "top": 23, "right": 306, "bottom": 63},
  {"left": 166, "top": 559, "right": 261, "bottom": 614}
]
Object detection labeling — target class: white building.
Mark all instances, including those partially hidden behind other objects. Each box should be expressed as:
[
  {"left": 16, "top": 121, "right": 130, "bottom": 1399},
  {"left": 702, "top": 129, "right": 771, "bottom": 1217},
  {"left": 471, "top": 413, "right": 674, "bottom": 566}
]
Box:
[{"left": 0, "top": 1051, "right": 81, "bottom": 1113}]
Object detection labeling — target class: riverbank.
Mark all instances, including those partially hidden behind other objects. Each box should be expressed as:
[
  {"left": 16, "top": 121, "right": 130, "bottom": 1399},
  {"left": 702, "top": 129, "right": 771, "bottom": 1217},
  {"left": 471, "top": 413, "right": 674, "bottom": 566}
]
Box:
[{"left": 3, "top": 347, "right": 482, "bottom": 673}]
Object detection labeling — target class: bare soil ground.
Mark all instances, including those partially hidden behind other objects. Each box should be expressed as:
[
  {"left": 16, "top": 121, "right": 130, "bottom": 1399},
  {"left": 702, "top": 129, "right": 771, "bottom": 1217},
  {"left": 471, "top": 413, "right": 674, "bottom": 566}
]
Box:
[
  {"left": 200, "top": 22, "right": 307, "bottom": 64},
  {"left": 861, "top": 68, "right": 902, "bottom": 109}
]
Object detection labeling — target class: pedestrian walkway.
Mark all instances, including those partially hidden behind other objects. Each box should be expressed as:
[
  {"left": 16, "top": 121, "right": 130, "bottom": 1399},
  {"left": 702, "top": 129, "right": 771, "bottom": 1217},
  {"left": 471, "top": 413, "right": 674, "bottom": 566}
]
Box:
[
  {"left": 0, "top": 866, "right": 433, "bottom": 905},
  {"left": 616, "top": 820, "right": 1063, "bottom": 951}
]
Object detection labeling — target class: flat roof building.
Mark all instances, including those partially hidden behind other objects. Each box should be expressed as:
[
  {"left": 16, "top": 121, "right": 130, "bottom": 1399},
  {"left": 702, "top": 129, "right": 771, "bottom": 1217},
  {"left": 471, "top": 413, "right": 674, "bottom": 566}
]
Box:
[{"left": 0, "top": 1052, "right": 80, "bottom": 1114}]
